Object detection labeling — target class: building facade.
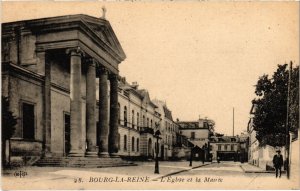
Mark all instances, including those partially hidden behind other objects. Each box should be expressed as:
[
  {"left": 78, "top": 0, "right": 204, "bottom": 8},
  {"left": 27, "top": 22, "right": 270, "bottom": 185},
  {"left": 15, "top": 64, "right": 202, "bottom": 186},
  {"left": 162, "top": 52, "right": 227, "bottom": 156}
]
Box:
[
  {"left": 210, "top": 135, "right": 241, "bottom": 161},
  {"left": 247, "top": 104, "right": 285, "bottom": 169},
  {"left": 152, "top": 100, "right": 178, "bottom": 160},
  {"left": 2, "top": 14, "right": 127, "bottom": 164},
  {"left": 176, "top": 118, "right": 214, "bottom": 161},
  {"left": 177, "top": 118, "right": 213, "bottom": 148},
  {"left": 117, "top": 80, "right": 162, "bottom": 159}
]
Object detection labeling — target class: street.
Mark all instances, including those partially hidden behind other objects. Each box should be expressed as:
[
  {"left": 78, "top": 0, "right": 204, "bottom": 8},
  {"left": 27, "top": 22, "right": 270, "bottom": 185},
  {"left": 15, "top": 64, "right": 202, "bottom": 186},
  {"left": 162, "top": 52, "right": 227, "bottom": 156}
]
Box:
[{"left": 2, "top": 161, "right": 299, "bottom": 190}]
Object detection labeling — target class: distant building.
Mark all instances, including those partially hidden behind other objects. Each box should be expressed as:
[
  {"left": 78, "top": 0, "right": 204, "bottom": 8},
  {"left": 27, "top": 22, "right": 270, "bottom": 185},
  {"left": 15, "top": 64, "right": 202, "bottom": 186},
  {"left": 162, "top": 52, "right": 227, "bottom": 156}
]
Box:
[
  {"left": 152, "top": 100, "right": 178, "bottom": 160},
  {"left": 177, "top": 118, "right": 214, "bottom": 148},
  {"left": 176, "top": 118, "right": 214, "bottom": 161},
  {"left": 210, "top": 134, "right": 248, "bottom": 162}
]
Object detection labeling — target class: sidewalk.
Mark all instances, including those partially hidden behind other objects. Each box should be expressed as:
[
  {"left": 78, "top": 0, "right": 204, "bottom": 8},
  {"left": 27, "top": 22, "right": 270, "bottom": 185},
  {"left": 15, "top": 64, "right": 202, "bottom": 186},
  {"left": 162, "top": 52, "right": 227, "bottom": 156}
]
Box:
[
  {"left": 2, "top": 161, "right": 212, "bottom": 190},
  {"left": 151, "top": 161, "right": 211, "bottom": 180},
  {"left": 134, "top": 161, "right": 211, "bottom": 180},
  {"left": 240, "top": 163, "right": 277, "bottom": 173}
]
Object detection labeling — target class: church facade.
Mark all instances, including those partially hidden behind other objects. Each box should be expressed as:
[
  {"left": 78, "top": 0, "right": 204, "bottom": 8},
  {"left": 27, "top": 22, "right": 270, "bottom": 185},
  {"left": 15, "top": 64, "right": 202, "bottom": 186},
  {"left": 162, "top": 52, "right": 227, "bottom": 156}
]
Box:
[
  {"left": 2, "top": 14, "right": 169, "bottom": 166},
  {"left": 2, "top": 14, "right": 128, "bottom": 164}
]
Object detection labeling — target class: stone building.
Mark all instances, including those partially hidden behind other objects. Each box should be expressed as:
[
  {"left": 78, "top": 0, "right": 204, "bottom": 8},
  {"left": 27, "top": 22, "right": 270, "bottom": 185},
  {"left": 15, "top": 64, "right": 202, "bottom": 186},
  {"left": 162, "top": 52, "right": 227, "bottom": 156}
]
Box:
[
  {"left": 209, "top": 135, "right": 242, "bottom": 161},
  {"left": 177, "top": 118, "right": 214, "bottom": 148},
  {"left": 152, "top": 100, "right": 178, "bottom": 160},
  {"left": 176, "top": 118, "right": 214, "bottom": 161},
  {"left": 117, "top": 80, "right": 162, "bottom": 159},
  {"left": 2, "top": 14, "right": 127, "bottom": 165}
]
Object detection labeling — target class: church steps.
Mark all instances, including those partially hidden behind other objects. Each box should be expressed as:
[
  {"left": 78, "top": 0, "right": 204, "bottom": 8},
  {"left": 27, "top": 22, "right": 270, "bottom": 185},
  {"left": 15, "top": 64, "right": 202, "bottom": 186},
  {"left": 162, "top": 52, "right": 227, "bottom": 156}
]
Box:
[{"left": 34, "top": 157, "right": 136, "bottom": 168}]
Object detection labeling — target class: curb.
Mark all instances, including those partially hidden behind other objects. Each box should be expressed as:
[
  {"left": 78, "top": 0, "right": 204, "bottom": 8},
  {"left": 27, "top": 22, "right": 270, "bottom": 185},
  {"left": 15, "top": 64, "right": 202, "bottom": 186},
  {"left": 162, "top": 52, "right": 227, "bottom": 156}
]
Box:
[
  {"left": 152, "top": 163, "right": 211, "bottom": 181},
  {"left": 240, "top": 165, "right": 285, "bottom": 174}
]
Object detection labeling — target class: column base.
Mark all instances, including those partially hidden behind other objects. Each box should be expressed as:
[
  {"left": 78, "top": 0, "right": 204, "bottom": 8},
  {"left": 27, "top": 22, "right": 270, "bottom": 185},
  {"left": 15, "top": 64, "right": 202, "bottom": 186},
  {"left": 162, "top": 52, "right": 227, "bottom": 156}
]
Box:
[
  {"left": 44, "top": 152, "right": 52, "bottom": 158},
  {"left": 110, "top": 153, "right": 120, "bottom": 158},
  {"left": 85, "top": 151, "right": 98, "bottom": 157},
  {"left": 68, "top": 150, "right": 85, "bottom": 157},
  {"left": 99, "top": 152, "right": 110, "bottom": 158}
]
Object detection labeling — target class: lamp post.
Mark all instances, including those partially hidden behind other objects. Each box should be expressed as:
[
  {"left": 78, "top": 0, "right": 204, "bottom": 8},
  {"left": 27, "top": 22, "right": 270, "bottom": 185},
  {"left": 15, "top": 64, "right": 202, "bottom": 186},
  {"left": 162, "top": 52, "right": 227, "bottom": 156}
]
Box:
[
  {"left": 202, "top": 144, "right": 208, "bottom": 164},
  {"left": 154, "top": 130, "right": 161, "bottom": 174},
  {"left": 189, "top": 145, "right": 193, "bottom": 167},
  {"left": 189, "top": 139, "right": 194, "bottom": 167}
]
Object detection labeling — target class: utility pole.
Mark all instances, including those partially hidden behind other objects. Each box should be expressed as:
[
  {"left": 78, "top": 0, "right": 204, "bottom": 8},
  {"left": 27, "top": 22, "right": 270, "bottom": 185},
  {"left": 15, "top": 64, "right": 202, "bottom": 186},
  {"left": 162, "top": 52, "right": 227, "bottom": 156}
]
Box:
[
  {"left": 285, "top": 61, "right": 292, "bottom": 179},
  {"left": 233, "top": 107, "right": 235, "bottom": 137}
]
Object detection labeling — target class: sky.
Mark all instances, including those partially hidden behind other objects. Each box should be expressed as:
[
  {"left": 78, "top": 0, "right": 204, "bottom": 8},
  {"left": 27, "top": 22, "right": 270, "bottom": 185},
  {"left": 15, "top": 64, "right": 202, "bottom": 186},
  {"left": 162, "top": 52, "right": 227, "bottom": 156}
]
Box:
[{"left": 2, "top": 2, "right": 299, "bottom": 136}]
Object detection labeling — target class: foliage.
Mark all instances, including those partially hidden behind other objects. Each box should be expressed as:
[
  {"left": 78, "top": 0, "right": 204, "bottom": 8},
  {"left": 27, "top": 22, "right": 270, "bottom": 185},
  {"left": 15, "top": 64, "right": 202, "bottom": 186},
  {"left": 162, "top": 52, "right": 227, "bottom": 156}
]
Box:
[
  {"left": 214, "top": 133, "right": 224, "bottom": 137},
  {"left": 252, "top": 64, "right": 299, "bottom": 147},
  {"left": 2, "top": 96, "right": 17, "bottom": 141},
  {"left": 2, "top": 96, "right": 17, "bottom": 166}
]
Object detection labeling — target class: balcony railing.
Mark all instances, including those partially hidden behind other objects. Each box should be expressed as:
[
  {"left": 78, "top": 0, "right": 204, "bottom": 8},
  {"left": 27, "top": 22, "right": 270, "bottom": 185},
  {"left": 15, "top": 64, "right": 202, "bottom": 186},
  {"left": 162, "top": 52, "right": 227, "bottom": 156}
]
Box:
[{"left": 140, "top": 126, "right": 154, "bottom": 134}]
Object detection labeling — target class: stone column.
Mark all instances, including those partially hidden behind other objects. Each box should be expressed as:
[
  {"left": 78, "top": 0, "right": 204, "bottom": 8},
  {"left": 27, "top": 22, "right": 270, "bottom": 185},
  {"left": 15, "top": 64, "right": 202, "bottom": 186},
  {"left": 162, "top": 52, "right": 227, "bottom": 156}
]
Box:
[
  {"left": 44, "top": 52, "right": 51, "bottom": 157},
  {"left": 85, "top": 58, "right": 97, "bottom": 157},
  {"left": 67, "top": 47, "right": 85, "bottom": 157},
  {"left": 109, "top": 73, "right": 119, "bottom": 157},
  {"left": 98, "top": 66, "right": 109, "bottom": 157}
]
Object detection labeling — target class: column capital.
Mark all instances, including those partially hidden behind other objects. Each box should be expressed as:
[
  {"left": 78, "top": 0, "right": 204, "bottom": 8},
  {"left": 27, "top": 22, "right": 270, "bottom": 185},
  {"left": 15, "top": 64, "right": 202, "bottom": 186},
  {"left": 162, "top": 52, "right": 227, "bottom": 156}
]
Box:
[
  {"left": 66, "top": 47, "right": 85, "bottom": 57},
  {"left": 109, "top": 73, "right": 119, "bottom": 81},
  {"left": 99, "top": 66, "right": 109, "bottom": 75},
  {"left": 84, "top": 57, "right": 97, "bottom": 67}
]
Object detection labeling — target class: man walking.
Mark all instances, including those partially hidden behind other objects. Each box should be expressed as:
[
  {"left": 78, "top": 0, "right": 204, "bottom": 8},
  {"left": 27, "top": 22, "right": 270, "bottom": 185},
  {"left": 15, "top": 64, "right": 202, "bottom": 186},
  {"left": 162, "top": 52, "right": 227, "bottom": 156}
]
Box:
[{"left": 273, "top": 150, "right": 283, "bottom": 178}]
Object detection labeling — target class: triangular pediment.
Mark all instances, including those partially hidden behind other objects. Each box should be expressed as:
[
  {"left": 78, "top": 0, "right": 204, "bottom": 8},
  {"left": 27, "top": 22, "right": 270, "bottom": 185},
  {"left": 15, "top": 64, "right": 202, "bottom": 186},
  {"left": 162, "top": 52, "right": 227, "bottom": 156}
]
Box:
[
  {"left": 81, "top": 16, "right": 126, "bottom": 61},
  {"left": 85, "top": 22, "right": 113, "bottom": 46}
]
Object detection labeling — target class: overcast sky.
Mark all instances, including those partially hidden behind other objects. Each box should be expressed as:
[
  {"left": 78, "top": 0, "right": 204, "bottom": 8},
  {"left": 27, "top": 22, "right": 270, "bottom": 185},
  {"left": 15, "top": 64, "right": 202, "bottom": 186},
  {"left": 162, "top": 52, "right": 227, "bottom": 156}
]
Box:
[{"left": 2, "top": 2, "right": 299, "bottom": 136}]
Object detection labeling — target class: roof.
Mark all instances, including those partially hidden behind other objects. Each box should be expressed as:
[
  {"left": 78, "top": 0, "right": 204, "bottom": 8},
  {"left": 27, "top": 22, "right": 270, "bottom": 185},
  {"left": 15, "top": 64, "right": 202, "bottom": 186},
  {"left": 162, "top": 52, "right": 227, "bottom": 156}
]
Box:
[
  {"left": 190, "top": 140, "right": 208, "bottom": 148},
  {"left": 177, "top": 120, "right": 209, "bottom": 129},
  {"left": 163, "top": 105, "right": 173, "bottom": 121},
  {"left": 209, "top": 135, "right": 240, "bottom": 143},
  {"left": 118, "top": 79, "right": 157, "bottom": 108},
  {"left": 2, "top": 14, "right": 126, "bottom": 64}
]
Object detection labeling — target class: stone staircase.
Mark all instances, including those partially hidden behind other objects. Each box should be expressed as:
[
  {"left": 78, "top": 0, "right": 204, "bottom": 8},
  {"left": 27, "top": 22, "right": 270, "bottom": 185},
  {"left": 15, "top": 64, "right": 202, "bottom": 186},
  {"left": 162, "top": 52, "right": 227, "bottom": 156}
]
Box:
[{"left": 34, "top": 157, "right": 136, "bottom": 168}]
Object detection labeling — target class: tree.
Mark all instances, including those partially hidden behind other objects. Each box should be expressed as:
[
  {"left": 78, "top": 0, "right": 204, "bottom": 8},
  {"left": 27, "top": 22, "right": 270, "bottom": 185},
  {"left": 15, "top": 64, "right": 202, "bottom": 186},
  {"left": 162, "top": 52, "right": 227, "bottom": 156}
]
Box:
[
  {"left": 2, "top": 96, "right": 17, "bottom": 166},
  {"left": 252, "top": 64, "right": 299, "bottom": 147},
  {"left": 289, "top": 66, "right": 299, "bottom": 137}
]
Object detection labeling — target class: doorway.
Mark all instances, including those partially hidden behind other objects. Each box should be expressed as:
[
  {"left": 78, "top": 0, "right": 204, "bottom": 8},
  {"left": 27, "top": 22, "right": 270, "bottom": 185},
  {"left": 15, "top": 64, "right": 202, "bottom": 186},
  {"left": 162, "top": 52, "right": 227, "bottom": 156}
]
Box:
[{"left": 64, "top": 113, "right": 70, "bottom": 155}]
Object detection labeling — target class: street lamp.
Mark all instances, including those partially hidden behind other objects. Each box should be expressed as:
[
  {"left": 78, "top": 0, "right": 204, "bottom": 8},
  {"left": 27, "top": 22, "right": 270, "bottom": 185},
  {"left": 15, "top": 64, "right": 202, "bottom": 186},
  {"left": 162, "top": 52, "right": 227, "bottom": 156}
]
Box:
[
  {"left": 154, "top": 130, "right": 161, "bottom": 174},
  {"left": 189, "top": 145, "right": 193, "bottom": 167},
  {"left": 202, "top": 144, "right": 208, "bottom": 164},
  {"left": 189, "top": 139, "right": 194, "bottom": 167}
]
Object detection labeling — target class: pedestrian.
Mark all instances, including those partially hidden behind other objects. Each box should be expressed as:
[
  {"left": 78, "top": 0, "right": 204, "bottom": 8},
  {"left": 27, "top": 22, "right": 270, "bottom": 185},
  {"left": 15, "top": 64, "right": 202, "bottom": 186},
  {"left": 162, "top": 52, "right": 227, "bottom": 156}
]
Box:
[{"left": 273, "top": 150, "right": 283, "bottom": 178}]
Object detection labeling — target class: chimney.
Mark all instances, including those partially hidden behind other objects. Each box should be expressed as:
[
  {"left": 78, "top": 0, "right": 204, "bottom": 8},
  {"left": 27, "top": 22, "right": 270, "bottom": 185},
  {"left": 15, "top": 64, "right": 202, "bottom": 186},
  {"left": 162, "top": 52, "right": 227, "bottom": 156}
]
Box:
[{"left": 131, "top": 81, "right": 139, "bottom": 89}]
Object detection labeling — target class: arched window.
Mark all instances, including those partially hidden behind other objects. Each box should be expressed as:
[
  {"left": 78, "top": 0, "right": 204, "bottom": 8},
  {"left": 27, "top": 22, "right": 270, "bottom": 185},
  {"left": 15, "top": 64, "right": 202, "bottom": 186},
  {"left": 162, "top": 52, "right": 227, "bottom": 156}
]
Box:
[
  {"left": 124, "top": 135, "right": 127, "bottom": 151},
  {"left": 147, "top": 118, "right": 149, "bottom": 127},
  {"left": 132, "top": 137, "right": 135, "bottom": 151},
  {"left": 150, "top": 119, "right": 153, "bottom": 128},
  {"left": 137, "top": 138, "right": 139, "bottom": 152},
  {"left": 132, "top": 110, "right": 135, "bottom": 129},
  {"left": 124, "top": 106, "right": 127, "bottom": 127},
  {"left": 137, "top": 112, "right": 140, "bottom": 130},
  {"left": 143, "top": 115, "right": 145, "bottom": 127}
]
